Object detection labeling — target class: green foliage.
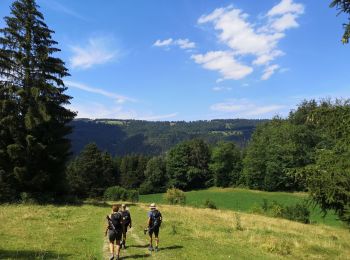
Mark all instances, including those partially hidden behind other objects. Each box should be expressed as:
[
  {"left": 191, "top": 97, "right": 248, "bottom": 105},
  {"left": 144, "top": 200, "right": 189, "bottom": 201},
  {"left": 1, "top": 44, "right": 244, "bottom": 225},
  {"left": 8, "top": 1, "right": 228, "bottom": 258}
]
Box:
[
  {"left": 243, "top": 118, "right": 312, "bottom": 191},
  {"left": 330, "top": 0, "right": 350, "bottom": 43},
  {"left": 119, "top": 155, "right": 149, "bottom": 189},
  {"left": 166, "top": 139, "right": 210, "bottom": 190},
  {"left": 295, "top": 100, "right": 350, "bottom": 226},
  {"left": 66, "top": 143, "right": 116, "bottom": 198},
  {"left": 103, "top": 186, "right": 139, "bottom": 202},
  {"left": 204, "top": 199, "right": 217, "bottom": 209},
  {"left": 0, "top": 0, "right": 75, "bottom": 201},
  {"left": 164, "top": 188, "right": 186, "bottom": 205},
  {"left": 261, "top": 200, "right": 310, "bottom": 224},
  {"left": 139, "top": 156, "right": 167, "bottom": 194},
  {"left": 69, "top": 119, "right": 265, "bottom": 156},
  {"left": 209, "top": 142, "right": 242, "bottom": 187}
]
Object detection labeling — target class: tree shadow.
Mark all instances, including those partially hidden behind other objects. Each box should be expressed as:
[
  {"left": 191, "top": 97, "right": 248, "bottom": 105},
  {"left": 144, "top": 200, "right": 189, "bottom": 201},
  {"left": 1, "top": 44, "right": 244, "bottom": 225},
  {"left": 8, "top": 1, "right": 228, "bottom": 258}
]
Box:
[
  {"left": 121, "top": 254, "right": 151, "bottom": 259},
  {"left": 0, "top": 249, "right": 70, "bottom": 259},
  {"left": 158, "top": 245, "right": 183, "bottom": 251}
]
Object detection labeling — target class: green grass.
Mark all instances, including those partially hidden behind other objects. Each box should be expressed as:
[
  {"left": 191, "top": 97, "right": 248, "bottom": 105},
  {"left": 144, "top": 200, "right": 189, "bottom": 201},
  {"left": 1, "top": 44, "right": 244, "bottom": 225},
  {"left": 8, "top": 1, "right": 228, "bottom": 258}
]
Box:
[
  {"left": 140, "top": 188, "right": 342, "bottom": 227},
  {"left": 1, "top": 201, "right": 349, "bottom": 259},
  {"left": 0, "top": 203, "right": 107, "bottom": 259}
]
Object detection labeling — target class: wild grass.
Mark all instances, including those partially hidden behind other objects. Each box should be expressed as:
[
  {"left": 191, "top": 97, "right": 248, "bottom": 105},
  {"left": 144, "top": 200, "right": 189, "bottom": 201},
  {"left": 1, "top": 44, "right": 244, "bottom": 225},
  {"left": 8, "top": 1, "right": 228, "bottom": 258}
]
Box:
[{"left": 1, "top": 201, "right": 349, "bottom": 259}]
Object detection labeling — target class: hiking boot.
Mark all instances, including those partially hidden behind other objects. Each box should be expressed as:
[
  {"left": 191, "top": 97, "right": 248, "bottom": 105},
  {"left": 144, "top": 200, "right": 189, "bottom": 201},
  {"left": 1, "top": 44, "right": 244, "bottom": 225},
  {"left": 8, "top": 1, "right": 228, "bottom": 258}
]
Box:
[
  {"left": 155, "top": 246, "right": 158, "bottom": 252},
  {"left": 109, "top": 255, "right": 114, "bottom": 260},
  {"left": 148, "top": 246, "right": 153, "bottom": 251}
]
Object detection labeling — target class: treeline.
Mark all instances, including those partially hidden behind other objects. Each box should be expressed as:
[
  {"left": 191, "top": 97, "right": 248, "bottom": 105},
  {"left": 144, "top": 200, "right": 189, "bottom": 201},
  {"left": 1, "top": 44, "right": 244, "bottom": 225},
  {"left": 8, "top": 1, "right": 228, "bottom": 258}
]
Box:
[
  {"left": 69, "top": 118, "right": 264, "bottom": 156},
  {"left": 67, "top": 99, "right": 350, "bottom": 226}
]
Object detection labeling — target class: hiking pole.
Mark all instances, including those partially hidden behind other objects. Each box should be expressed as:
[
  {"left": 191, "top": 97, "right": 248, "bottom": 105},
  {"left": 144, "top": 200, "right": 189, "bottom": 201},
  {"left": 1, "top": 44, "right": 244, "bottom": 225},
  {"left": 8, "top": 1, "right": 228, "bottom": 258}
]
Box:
[{"left": 106, "top": 215, "right": 118, "bottom": 233}]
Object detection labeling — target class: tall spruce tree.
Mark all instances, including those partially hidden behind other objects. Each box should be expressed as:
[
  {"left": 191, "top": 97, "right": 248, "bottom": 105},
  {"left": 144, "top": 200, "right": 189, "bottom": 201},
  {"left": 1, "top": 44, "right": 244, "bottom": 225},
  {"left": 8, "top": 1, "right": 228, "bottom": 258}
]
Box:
[{"left": 0, "top": 0, "right": 75, "bottom": 199}]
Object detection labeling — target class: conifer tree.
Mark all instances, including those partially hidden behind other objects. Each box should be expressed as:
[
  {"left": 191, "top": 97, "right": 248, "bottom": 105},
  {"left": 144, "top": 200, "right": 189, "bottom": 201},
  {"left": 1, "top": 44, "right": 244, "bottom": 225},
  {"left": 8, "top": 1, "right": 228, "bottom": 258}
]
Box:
[{"left": 0, "top": 0, "right": 75, "bottom": 199}]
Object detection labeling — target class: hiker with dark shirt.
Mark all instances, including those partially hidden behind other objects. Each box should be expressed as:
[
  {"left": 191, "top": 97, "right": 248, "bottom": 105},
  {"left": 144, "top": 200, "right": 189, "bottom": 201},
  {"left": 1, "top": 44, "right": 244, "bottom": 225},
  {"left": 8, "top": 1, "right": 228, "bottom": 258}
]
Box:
[
  {"left": 120, "top": 204, "right": 132, "bottom": 249},
  {"left": 146, "top": 203, "right": 162, "bottom": 252},
  {"left": 105, "top": 204, "right": 122, "bottom": 260}
]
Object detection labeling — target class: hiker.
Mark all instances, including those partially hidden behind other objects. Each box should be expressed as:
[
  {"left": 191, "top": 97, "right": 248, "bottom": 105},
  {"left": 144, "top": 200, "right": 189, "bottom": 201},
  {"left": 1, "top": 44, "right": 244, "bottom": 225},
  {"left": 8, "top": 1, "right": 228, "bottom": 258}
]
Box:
[
  {"left": 105, "top": 204, "right": 122, "bottom": 260},
  {"left": 146, "top": 203, "right": 162, "bottom": 252},
  {"left": 120, "top": 204, "right": 132, "bottom": 249}
]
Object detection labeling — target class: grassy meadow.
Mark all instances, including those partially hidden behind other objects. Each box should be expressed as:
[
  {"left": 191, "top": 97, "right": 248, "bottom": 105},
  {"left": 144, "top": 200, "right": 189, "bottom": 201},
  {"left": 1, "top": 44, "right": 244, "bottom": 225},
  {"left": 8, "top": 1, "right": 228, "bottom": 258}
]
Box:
[
  {"left": 1, "top": 199, "right": 350, "bottom": 259},
  {"left": 140, "top": 188, "right": 342, "bottom": 227}
]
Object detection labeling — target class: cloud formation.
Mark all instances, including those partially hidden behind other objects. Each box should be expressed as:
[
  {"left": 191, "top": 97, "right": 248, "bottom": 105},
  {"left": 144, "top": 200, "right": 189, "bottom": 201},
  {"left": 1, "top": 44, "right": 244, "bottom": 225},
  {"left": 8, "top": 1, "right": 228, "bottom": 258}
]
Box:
[
  {"left": 192, "top": 51, "right": 252, "bottom": 80},
  {"left": 210, "top": 99, "right": 285, "bottom": 117},
  {"left": 65, "top": 80, "right": 135, "bottom": 104},
  {"left": 194, "top": 0, "right": 304, "bottom": 81},
  {"left": 153, "top": 38, "right": 196, "bottom": 49},
  {"left": 69, "top": 37, "right": 118, "bottom": 69}
]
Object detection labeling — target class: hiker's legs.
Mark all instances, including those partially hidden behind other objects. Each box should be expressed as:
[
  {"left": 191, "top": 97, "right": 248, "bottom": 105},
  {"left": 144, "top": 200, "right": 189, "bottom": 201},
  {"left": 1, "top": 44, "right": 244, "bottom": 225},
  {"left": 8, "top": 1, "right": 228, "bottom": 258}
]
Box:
[
  {"left": 154, "top": 227, "right": 160, "bottom": 248},
  {"left": 115, "top": 240, "right": 121, "bottom": 256},
  {"left": 109, "top": 242, "right": 114, "bottom": 255},
  {"left": 122, "top": 226, "right": 127, "bottom": 246}
]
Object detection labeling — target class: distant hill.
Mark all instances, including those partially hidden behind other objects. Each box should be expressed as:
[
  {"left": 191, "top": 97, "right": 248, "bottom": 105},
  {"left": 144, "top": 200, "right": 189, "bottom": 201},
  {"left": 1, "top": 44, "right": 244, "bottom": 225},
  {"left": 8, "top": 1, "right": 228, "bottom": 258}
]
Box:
[{"left": 69, "top": 118, "right": 268, "bottom": 156}]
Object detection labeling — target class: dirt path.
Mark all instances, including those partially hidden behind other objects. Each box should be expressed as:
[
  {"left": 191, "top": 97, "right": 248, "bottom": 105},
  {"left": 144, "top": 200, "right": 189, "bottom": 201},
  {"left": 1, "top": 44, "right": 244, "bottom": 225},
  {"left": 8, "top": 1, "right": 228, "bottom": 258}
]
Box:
[{"left": 103, "top": 226, "right": 151, "bottom": 259}]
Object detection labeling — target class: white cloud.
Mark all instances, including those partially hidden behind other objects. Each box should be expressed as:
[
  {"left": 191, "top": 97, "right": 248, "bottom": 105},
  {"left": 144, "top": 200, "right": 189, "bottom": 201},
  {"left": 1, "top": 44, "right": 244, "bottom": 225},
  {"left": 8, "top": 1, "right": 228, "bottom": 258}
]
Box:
[
  {"left": 138, "top": 113, "right": 178, "bottom": 121},
  {"left": 175, "top": 39, "right": 196, "bottom": 49},
  {"left": 38, "top": 0, "right": 86, "bottom": 20},
  {"left": 65, "top": 80, "right": 135, "bottom": 104},
  {"left": 196, "top": 0, "right": 304, "bottom": 81},
  {"left": 68, "top": 102, "right": 141, "bottom": 119},
  {"left": 212, "top": 86, "right": 232, "bottom": 91},
  {"left": 153, "top": 38, "right": 173, "bottom": 47},
  {"left": 69, "top": 37, "right": 118, "bottom": 69},
  {"left": 153, "top": 38, "right": 196, "bottom": 49},
  {"left": 210, "top": 99, "right": 285, "bottom": 117},
  {"left": 191, "top": 51, "right": 253, "bottom": 80},
  {"left": 261, "top": 64, "right": 280, "bottom": 80},
  {"left": 267, "top": 0, "right": 304, "bottom": 17}
]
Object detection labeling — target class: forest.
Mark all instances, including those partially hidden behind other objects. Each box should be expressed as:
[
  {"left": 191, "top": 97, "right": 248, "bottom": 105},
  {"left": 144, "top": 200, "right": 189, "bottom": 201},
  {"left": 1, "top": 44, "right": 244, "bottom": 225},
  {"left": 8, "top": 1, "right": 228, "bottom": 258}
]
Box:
[{"left": 68, "top": 118, "right": 265, "bottom": 156}]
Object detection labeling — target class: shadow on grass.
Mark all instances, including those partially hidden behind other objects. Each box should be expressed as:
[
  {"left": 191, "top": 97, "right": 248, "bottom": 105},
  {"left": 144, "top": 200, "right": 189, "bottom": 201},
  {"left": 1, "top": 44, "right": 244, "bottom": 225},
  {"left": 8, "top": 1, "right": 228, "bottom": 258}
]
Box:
[
  {"left": 0, "top": 249, "right": 70, "bottom": 259},
  {"left": 127, "top": 244, "right": 148, "bottom": 248},
  {"left": 158, "top": 245, "right": 183, "bottom": 251},
  {"left": 122, "top": 254, "right": 150, "bottom": 259}
]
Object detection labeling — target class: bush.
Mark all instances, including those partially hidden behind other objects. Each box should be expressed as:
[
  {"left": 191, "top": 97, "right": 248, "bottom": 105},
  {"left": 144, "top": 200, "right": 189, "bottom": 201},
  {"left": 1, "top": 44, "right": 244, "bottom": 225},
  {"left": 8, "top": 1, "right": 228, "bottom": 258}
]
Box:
[
  {"left": 204, "top": 199, "right": 217, "bottom": 209},
  {"left": 104, "top": 186, "right": 139, "bottom": 202},
  {"left": 283, "top": 203, "right": 310, "bottom": 224},
  {"left": 260, "top": 200, "right": 310, "bottom": 224},
  {"left": 164, "top": 188, "right": 186, "bottom": 205}
]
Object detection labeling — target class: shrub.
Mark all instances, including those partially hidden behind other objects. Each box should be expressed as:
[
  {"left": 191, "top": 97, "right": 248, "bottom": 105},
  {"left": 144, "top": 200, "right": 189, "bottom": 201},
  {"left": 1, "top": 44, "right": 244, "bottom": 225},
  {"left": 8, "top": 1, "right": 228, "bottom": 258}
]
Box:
[
  {"left": 261, "top": 199, "right": 310, "bottom": 224},
  {"left": 164, "top": 188, "right": 186, "bottom": 205},
  {"left": 283, "top": 203, "right": 310, "bottom": 224},
  {"left": 104, "top": 186, "right": 139, "bottom": 202},
  {"left": 204, "top": 199, "right": 217, "bottom": 209}
]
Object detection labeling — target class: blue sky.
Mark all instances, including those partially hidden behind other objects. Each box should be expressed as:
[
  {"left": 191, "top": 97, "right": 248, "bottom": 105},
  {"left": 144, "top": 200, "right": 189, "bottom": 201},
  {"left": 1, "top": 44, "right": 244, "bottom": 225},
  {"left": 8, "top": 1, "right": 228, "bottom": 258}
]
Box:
[{"left": 1, "top": 0, "right": 349, "bottom": 121}]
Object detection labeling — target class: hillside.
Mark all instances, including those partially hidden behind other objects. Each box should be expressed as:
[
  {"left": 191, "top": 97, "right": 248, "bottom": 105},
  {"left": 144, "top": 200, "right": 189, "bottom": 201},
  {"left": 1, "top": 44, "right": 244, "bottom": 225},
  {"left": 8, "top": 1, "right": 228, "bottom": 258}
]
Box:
[
  {"left": 1, "top": 202, "right": 349, "bottom": 259},
  {"left": 68, "top": 119, "right": 267, "bottom": 156}
]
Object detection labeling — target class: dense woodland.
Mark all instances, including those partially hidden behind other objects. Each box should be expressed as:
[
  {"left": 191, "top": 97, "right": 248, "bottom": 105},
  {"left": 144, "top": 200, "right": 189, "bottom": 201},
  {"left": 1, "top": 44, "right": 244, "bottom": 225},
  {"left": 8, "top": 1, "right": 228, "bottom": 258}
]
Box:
[
  {"left": 69, "top": 119, "right": 265, "bottom": 156},
  {"left": 0, "top": 0, "right": 349, "bottom": 229}
]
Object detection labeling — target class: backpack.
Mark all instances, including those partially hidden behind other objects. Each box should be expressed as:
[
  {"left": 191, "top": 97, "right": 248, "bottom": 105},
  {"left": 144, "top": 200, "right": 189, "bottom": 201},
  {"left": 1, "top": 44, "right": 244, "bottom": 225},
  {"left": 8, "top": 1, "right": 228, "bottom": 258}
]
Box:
[
  {"left": 109, "top": 212, "right": 122, "bottom": 231},
  {"left": 150, "top": 210, "right": 162, "bottom": 228},
  {"left": 121, "top": 210, "right": 131, "bottom": 226}
]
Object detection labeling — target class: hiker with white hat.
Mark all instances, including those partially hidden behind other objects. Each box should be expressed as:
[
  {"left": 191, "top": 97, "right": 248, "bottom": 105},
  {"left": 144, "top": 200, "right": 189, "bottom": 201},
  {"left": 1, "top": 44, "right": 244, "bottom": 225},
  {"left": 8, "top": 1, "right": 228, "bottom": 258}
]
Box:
[{"left": 145, "top": 203, "right": 162, "bottom": 252}]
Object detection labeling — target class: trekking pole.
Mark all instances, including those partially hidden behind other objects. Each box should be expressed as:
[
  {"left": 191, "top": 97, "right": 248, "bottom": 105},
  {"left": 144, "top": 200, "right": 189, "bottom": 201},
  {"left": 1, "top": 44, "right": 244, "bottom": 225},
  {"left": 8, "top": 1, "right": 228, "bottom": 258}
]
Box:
[{"left": 106, "top": 215, "right": 117, "bottom": 233}]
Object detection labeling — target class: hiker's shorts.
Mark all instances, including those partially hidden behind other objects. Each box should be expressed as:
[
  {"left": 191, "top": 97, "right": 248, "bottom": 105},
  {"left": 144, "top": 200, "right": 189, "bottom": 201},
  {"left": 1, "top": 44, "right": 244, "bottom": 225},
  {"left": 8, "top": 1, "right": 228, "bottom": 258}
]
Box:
[
  {"left": 108, "top": 229, "right": 122, "bottom": 242},
  {"left": 148, "top": 226, "right": 159, "bottom": 237}
]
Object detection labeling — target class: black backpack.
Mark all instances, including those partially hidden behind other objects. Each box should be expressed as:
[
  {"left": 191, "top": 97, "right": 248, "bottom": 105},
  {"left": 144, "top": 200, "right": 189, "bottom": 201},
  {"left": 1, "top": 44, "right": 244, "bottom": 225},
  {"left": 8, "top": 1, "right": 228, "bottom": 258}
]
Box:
[
  {"left": 151, "top": 210, "right": 162, "bottom": 228},
  {"left": 110, "top": 212, "right": 122, "bottom": 231},
  {"left": 121, "top": 210, "right": 131, "bottom": 226}
]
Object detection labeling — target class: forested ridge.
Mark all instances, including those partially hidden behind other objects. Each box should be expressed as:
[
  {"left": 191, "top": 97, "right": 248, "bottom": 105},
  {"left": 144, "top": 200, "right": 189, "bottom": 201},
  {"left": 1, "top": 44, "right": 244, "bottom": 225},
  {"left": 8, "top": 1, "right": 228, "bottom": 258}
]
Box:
[{"left": 69, "top": 118, "right": 266, "bottom": 156}]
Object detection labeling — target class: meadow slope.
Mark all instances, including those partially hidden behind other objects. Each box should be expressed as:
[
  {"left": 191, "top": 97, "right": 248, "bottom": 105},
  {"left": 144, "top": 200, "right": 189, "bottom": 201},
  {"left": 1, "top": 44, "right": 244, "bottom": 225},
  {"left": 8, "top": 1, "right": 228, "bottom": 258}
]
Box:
[
  {"left": 140, "top": 188, "right": 342, "bottom": 227},
  {"left": 1, "top": 202, "right": 349, "bottom": 259}
]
